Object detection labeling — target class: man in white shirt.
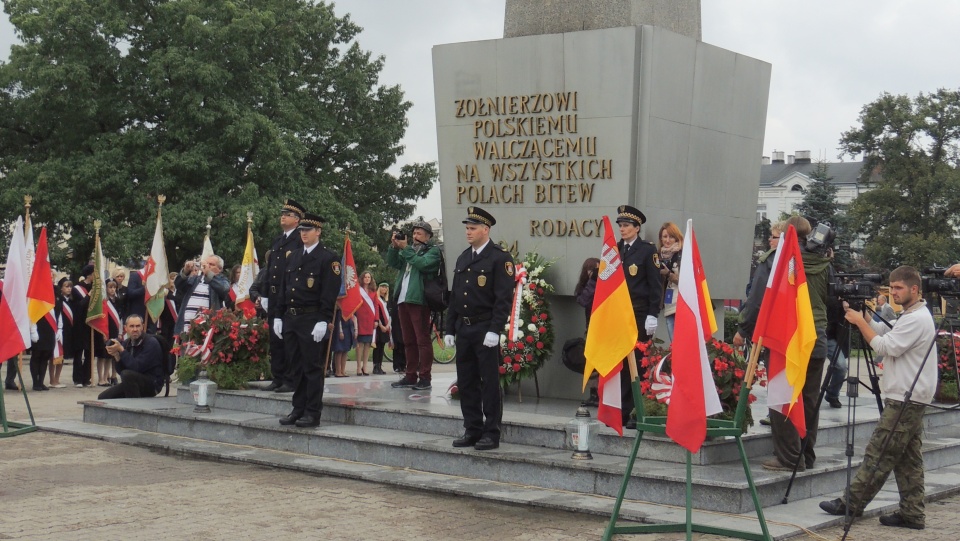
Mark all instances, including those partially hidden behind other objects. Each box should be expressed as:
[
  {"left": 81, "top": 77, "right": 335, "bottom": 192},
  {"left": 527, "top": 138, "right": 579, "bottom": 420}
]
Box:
[{"left": 819, "top": 266, "right": 937, "bottom": 530}]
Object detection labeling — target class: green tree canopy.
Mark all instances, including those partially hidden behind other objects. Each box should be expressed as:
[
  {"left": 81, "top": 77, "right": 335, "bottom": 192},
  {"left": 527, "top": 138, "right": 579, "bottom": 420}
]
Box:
[
  {"left": 0, "top": 0, "right": 435, "bottom": 274},
  {"left": 840, "top": 89, "right": 960, "bottom": 270}
]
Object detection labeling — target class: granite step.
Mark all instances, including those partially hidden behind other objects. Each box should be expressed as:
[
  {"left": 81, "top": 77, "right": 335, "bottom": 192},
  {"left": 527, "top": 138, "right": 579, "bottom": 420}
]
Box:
[{"left": 81, "top": 396, "right": 960, "bottom": 514}]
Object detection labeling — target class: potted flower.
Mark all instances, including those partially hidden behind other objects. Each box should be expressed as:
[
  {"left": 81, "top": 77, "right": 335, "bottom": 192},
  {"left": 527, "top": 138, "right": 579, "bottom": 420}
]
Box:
[
  {"left": 498, "top": 252, "right": 555, "bottom": 389},
  {"left": 936, "top": 330, "right": 960, "bottom": 403},
  {"left": 637, "top": 338, "right": 765, "bottom": 434},
  {"left": 175, "top": 308, "right": 271, "bottom": 390}
]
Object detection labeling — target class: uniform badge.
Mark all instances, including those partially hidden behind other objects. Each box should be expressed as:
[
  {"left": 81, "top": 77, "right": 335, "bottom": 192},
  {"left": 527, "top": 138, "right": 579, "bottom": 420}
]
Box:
[
  {"left": 629, "top": 264, "right": 638, "bottom": 276},
  {"left": 285, "top": 250, "right": 291, "bottom": 258},
  {"left": 478, "top": 275, "right": 487, "bottom": 287},
  {"left": 505, "top": 261, "right": 514, "bottom": 276},
  {"left": 652, "top": 253, "right": 661, "bottom": 269},
  {"left": 307, "top": 277, "right": 315, "bottom": 288},
  {"left": 332, "top": 261, "right": 341, "bottom": 276}
]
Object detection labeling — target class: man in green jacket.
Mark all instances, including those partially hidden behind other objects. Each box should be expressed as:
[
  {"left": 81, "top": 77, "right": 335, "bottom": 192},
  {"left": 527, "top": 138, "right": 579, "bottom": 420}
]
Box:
[
  {"left": 386, "top": 221, "right": 442, "bottom": 391},
  {"left": 763, "top": 215, "right": 833, "bottom": 472}
]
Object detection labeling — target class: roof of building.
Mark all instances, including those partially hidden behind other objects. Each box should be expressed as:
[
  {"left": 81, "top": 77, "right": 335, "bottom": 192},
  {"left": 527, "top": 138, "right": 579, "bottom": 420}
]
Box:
[{"left": 759, "top": 160, "right": 871, "bottom": 187}]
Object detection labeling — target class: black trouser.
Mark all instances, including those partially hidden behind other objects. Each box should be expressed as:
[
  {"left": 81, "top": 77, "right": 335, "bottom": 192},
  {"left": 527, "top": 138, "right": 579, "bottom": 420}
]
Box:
[
  {"left": 72, "top": 346, "right": 90, "bottom": 385},
  {"left": 770, "top": 356, "right": 827, "bottom": 468},
  {"left": 372, "top": 336, "right": 389, "bottom": 369},
  {"left": 454, "top": 322, "right": 502, "bottom": 442},
  {"left": 269, "top": 316, "right": 291, "bottom": 386},
  {"left": 283, "top": 313, "right": 325, "bottom": 417},
  {"left": 391, "top": 314, "right": 406, "bottom": 372},
  {"left": 5, "top": 356, "right": 19, "bottom": 387},
  {"left": 30, "top": 349, "right": 52, "bottom": 388},
  {"left": 97, "top": 370, "right": 158, "bottom": 399}
]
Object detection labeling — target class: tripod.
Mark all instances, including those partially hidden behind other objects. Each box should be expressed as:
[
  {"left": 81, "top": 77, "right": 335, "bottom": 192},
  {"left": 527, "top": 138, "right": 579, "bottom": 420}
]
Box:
[{"left": 781, "top": 304, "right": 891, "bottom": 503}]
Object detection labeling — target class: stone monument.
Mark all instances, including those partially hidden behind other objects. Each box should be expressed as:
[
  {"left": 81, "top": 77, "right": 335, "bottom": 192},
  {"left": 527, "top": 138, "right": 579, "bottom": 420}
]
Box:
[
  {"left": 432, "top": 2, "right": 770, "bottom": 400},
  {"left": 505, "top": 0, "right": 701, "bottom": 41}
]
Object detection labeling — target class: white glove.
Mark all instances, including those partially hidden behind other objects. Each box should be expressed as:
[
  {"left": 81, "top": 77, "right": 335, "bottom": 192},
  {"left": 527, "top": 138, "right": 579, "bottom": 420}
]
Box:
[
  {"left": 644, "top": 315, "right": 658, "bottom": 336},
  {"left": 444, "top": 335, "right": 455, "bottom": 348},
  {"left": 483, "top": 332, "right": 499, "bottom": 347},
  {"left": 260, "top": 298, "right": 268, "bottom": 312},
  {"left": 311, "top": 322, "right": 327, "bottom": 342},
  {"left": 273, "top": 319, "right": 283, "bottom": 338},
  {"left": 30, "top": 325, "right": 39, "bottom": 343}
]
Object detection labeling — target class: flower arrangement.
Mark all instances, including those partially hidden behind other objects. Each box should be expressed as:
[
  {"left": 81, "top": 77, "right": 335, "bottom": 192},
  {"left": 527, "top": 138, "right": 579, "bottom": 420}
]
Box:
[
  {"left": 498, "top": 252, "right": 556, "bottom": 388},
  {"left": 936, "top": 330, "right": 960, "bottom": 402},
  {"left": 174, "top": 308, "right": 271, "bottom": 390},
  {"left": 636, "top": 338, "right": 765, "bottom": 433}
]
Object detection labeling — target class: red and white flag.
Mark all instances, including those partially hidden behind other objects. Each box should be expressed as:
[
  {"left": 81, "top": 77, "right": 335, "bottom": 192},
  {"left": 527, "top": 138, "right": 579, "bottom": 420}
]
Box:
[
  {"left": 0, "top": 217, "right": 31, "bottom": 362},
  {"left": 752, "top": 225, "right": 817, "bottom": 437},
  {"left": 584, "top": 216, "right": 640, "bottom": 436},
  {"left": 665, "top": 220, "right": 723, "bottom": 453},
  {"left": 338, "top": 233, "right": 363, "bottom": 320}
]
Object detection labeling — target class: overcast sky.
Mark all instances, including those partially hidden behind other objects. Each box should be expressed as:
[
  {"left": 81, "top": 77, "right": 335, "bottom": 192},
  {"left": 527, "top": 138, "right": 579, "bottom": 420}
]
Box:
[{"left": 2, "top": 1, "right": 958, "bottom": 220}]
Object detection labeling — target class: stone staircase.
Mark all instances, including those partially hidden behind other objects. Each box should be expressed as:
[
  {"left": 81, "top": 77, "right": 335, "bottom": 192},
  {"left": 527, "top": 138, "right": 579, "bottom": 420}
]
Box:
[{"left": 77, "top": 375, "right": 960, "bottom": 517}]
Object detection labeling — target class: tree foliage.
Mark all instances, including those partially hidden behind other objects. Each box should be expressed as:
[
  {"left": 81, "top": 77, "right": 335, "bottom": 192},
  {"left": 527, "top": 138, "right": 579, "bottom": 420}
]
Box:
[
  {"left": 0, "top": 0, "right": 435, "bottom": 274},
  {"left": 840, "top": 89, "right": 960, "bottom": 269}
]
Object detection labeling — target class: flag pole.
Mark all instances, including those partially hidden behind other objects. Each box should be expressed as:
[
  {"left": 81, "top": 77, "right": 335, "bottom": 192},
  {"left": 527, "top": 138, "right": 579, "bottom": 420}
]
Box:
[{"left": 744, "top": 337, "right": 764, "bottom": 388}]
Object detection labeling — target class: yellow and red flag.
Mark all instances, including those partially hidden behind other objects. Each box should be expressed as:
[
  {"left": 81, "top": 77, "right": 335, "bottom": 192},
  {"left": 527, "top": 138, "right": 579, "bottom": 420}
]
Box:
[
  {"left": 232, "top": 220, "right": 260, "bottom": 317},
  {"left": 752, "top": 225, "right": 816, "bottom": 437},
  {"left": 26, "top": 227, "right": 56, "bottom": 323},
  {"left": 584, "top": 216, "right": 639, "bottom": 435},
  {"left": 665, "top": 220, "right": 723, "bottom": 453}
]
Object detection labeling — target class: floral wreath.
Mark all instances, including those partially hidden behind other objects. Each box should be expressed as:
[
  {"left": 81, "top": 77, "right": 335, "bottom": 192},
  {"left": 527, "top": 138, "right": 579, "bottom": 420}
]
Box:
[{"left": 498, "top": 252, "right": 555, "bottom": 388}]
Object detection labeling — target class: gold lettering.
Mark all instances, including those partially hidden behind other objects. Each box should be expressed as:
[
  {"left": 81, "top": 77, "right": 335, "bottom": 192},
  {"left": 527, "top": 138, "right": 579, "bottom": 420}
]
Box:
[
  {"left": 579, "top": 183, "right": 594, "bottom": 202},
  {"left": 530, "top": 220, "right": 541, "bottom": 236},
  {"left": 456, "top": 164, "right": 480, "bottom": 183},
  {"left": 519, "top": 94, "right": 529, "bottom": 114}
]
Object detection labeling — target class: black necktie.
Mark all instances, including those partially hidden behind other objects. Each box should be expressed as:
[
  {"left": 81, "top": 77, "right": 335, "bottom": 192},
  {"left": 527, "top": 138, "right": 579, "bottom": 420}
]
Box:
[
  {"left": 622, "top": 243, "right": 631, "bottom": 256},
  {"left": 471, "top": 251, "right": 477, "bottom": 261}
]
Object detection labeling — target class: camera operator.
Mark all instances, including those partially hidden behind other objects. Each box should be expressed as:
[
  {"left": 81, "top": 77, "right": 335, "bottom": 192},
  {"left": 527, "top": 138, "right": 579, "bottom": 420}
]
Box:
[
  {"left": 761, "top": 216, "right": 832, "bottom": 472},
  {"left": 944, "top": 263, "right": 960, "bottom": 278},
  {"left": 819, "top": 266, "right": 937, "bottom": 530}
]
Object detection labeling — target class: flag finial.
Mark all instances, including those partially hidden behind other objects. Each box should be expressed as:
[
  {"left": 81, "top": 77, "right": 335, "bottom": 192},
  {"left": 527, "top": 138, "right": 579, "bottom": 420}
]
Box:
[
  {"left": 206, "top": 216, "right": 212, "bottom": 230},
  {"left": 157, "top": 194, "right": 166, "bottom": 206},
  {"left": 94, "top": 219, "right": 101, "bottom": 231},
  {"left": 24, "top": 194, "right": 32, "bottom": 208},
  {"left": 247, "top": 211, "right": 253, "bottom": 224}
]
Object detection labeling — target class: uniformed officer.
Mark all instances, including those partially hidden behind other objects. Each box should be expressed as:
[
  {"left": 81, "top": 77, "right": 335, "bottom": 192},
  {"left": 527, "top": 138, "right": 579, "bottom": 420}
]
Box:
[
  {"left": 444, "top": 207, "right": 515, "bottom": 451},
  {"left": 616, "top": 204, "right": 662, "bottom": 429},
  {"left": 274, "top": 212, "right": 340, "bottom": 428},
  {"left": 263, "top": 199, "right": 305, "bottom": 392}
]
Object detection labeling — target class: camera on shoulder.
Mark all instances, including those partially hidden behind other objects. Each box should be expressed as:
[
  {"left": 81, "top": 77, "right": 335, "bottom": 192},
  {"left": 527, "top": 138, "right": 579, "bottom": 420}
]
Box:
[{"left": 922, "top": 266, "right": 960, "bottom": 297}]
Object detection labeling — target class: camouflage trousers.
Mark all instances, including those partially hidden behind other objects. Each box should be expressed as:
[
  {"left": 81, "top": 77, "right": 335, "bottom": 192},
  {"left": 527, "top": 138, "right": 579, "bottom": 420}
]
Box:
[{"left": 842, "top": 399, "right": 927, "bottom": 524}]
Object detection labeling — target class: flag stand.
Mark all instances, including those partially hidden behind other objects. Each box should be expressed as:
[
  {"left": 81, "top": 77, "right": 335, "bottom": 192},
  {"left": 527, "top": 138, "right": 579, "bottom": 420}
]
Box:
[
  {"left": 0, "top": 358, "right": 38, "bottom": 438},
  {"left": 602, "top": 347, "right": 771, "bottom": 541}
]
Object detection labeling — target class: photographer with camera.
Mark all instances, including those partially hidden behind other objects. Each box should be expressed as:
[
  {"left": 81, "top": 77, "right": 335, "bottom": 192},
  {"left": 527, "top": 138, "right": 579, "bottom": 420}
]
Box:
[
  {"left": 98, "top": 314, "right": 166, "bottom": 399},
  {"left": 819, "top": 266, "right": 937, "bottom": 530},
  {"left": 386, "top": 221, "right": 441, "bottom": 391},
  {"left": 761, "top": 216, "right": 833, "bottom": 472}
]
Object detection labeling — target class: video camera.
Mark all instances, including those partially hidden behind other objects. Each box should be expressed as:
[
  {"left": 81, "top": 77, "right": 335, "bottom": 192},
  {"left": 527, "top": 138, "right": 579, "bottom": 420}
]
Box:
[
  {"left": 829, "top": 272, "right": 882, "bottom": 309},
  {"left": 805, "top": 219, "right": 837, "bottom": 256},
  {"left": 922, "top": 266, "right": 960, "bottom": 297}
]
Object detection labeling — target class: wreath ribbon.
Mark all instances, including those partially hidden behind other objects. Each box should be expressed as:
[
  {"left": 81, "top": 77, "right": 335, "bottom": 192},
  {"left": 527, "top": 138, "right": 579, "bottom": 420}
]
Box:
[
  {"left": 507, "top": 264, "right": 528, "bottom": 343},
  {"left": 183, "top": 326, "right": 216, "bottom": 363}
]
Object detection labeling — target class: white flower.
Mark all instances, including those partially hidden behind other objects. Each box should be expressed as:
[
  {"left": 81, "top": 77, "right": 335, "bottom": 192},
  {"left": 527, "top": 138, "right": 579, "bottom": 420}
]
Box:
[
  {"left": 517, "top": 319, "right": 524, "bottom": 326},
  {"left": 527, "top": 323, "right": 537, "bottom": 332},
  {"left": 516, "top": 330, "right": 524, "bottom": 338}
]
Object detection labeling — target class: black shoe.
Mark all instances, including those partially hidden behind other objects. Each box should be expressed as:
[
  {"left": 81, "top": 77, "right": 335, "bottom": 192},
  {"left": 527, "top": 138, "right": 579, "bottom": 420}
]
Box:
[
  {"left": 412, "top": 379, "right": 432, "bottom": 391},
  {"left": 295, "top": 414, "right": 320, "bottom": 428},
  {"left": 5, "top": 383, "right": 19, "bottom": 391},
  {"left": 827, "top": 397, "right": 842, "bottom": 408},
  {"left": 391, "top": 376, "right": 417, "bottom": 388},
  {"left": 879, "top": 512, "right": 924, "bottom": 530},
  {"left": 264, "top": 381, "right": 283, "bottom": 391},
  {"left": 274, "top": 384, "right": 295, "bottom": 393},
  {"left": 452, "top": 433, "right": 481, "bottom": 448},
  {"left": 819, "top": 498, "right": 862, "bottom": 517},
  {"left": 474, "top": 436, "right": 499, "bottom": 451},
  {"left": 584, "top": 387, "right": 599, "bottom": 407},
  {"left": 624, "top": 419, "right": 637, "bottom": 430},
  {"left": 33, "top": 385, "right": 50, "bottom": 391},
  {"left": 279, "top": 412, "right": 302, "bottom": 426},
  {"left": 372, "top": 367, "right": 386, "bottom": 375}
]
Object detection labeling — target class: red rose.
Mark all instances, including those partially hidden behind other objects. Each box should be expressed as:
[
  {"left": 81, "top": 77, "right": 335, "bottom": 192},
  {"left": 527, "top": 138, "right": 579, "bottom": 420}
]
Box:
[
  {"left": 528, "top": 283, "right": 536, "bottom": 290},
  {"left": 536, "top": 341, "right": 544, "bottom": 349},
  {"left": 499, "top": 366, "right": 507, "bottom": 375},
  {"left": 525, "top": 353, "right": 533, "bottom": 361},
  {"left": 514, "top": 354, "right": 522, "bottom": 362},
  {"left": 531, "top": 315, "right": 539, "bottom": 322},
  {"left": 512, "top": 363, "right": 521, "bottom": 371},
  {"left": 525, "top": 335, "right": 534, "bottom": 343},
  {"left": 538, "top": 326, "right": 546, "bottom": 333},
  {"left": 537, "top": 288, "right": 543, "bottom": 294},
  {"left": 540, "top": 313, "right": 548, "bottom": 320},
  {"left": 503, "top": 357, "right": 512, "bottom": 364}
]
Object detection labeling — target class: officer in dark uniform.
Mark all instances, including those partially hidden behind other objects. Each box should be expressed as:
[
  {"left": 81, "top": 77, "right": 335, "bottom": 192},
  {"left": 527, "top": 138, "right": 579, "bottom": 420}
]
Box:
[
  {"left": 274, "top": 212, "right": 340, "bottom": 428},
  {"left": 616, "top": 204, "right": 662, "bottom": 429},
  {"left": 263, "top": 199, "right": 305, "bottom": 392},
  {"left": 444, "top": 207, "right": 515, "bottom": 450}
]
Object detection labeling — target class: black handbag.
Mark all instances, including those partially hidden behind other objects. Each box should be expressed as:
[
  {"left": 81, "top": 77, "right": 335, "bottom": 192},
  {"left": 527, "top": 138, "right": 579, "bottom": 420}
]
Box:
[{"left": 423, "top": 249, "right": 449, "bottom": 312}]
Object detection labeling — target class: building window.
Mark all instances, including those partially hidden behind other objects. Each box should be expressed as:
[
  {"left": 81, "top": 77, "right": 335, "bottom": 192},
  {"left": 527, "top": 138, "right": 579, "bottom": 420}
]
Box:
[{"left": 791, "top": 184, "right": 804, "bottom": 192}]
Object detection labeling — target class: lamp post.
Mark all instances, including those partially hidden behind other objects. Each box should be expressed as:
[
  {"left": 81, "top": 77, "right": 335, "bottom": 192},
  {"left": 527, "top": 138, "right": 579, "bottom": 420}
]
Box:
[{"left": 567, "top": 404, "right": 600, "bottom": 460}]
